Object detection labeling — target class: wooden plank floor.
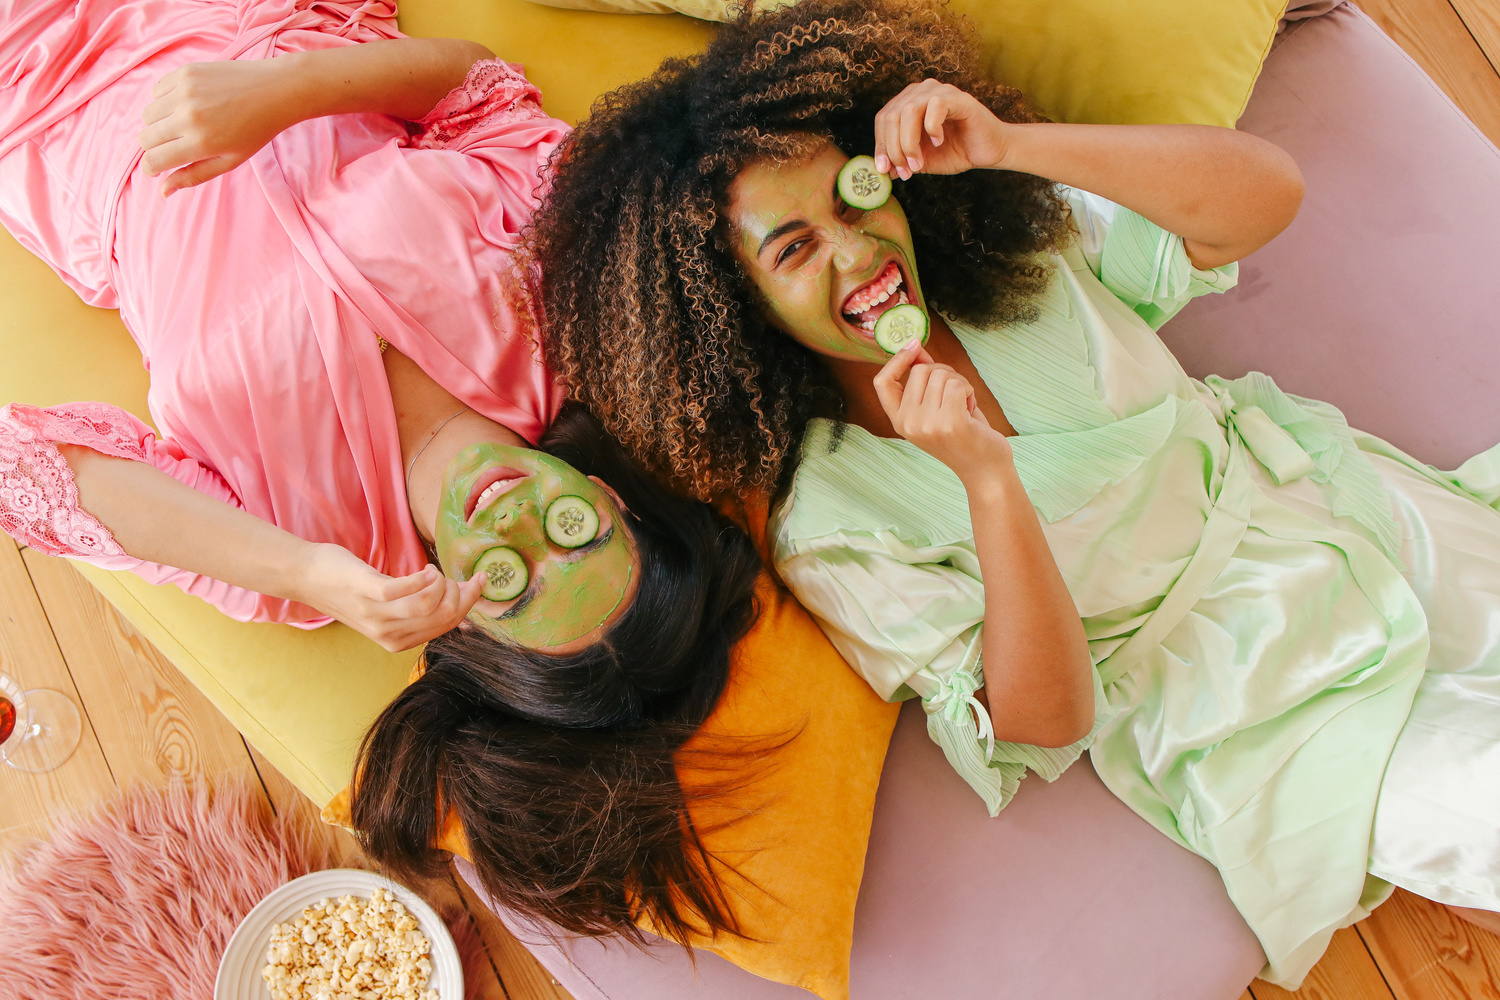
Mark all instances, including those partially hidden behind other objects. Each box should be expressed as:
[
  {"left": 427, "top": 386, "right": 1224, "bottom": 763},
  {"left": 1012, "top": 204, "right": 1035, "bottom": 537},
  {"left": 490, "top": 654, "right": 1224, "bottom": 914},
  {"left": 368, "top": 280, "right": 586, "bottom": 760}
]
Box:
[
  {"left": 2, "top": 3, "right": 1499, "bottom": 1000},
  {"left": 0, "top": 535, "right": 565, "bottom": 1000}
]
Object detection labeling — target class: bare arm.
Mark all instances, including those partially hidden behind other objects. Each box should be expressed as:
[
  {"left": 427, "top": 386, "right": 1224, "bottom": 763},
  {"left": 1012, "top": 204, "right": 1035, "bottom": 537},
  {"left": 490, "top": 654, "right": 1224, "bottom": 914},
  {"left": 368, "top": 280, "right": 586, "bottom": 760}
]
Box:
[
  {"left": 995, "top": 123, "right": 1303, "bottom": 269},
  {"left": 62, "top": 446, "right": 481, "bottom": 650},
  {"left": 139, "top": 37, "right": 494, "bottom": 194},
  {"left": 266, "top": 38, "right": 496, "bottom": 122},
  {"left": 872, "top": 348, "right": 1095, "bottom": 748},
  {"left": 873, "top": 80, "right": 1305, "bottom": 269},
  {"left": 962, "top": 457, "right": 1095, "bottom": 746}
]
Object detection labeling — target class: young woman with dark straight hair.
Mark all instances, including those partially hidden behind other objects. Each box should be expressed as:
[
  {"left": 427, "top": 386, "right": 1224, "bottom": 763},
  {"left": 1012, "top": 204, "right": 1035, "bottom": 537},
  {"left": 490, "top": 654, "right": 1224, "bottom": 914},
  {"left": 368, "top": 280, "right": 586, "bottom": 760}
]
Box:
[{"left": 353, "top": 406, "right": 765, "bottom": 944}]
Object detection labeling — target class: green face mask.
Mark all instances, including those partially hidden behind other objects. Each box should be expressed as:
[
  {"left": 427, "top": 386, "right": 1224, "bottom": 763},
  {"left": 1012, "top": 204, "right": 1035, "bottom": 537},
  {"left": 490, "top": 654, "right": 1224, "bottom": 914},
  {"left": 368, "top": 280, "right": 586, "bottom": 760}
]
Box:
[
  {"left": 728, "top": 141, "right": 928, "bottom": 364},
  {"left": 434, "top": 443, "right": 637, "bottom": 650}
]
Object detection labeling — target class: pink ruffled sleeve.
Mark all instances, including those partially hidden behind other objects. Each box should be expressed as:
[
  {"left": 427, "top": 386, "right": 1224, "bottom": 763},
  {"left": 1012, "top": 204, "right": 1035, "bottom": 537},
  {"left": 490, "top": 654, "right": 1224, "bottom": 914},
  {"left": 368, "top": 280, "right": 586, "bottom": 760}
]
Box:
[
  {"left": 407, "top": 58, "right": 554, "bottom": 154},
  {"left": 1, "top": 402, "right": 146, "bottom": 558},
  {"left": 0, "top": 402, "right": 330, "bottom": 627}
]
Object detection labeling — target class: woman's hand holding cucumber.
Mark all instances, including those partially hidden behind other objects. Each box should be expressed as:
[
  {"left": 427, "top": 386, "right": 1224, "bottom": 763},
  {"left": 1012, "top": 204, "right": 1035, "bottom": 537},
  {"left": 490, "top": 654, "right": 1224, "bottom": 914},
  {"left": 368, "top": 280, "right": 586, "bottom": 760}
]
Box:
[
  {"left": 872, "top": 342, "right": 1010, "bottom": 476},
  {"left": 869, "top": 79, "right": 1304, "bottom": 269},
  {"left": 873, "top": 79, "right": 1013, "bottom": 179}
]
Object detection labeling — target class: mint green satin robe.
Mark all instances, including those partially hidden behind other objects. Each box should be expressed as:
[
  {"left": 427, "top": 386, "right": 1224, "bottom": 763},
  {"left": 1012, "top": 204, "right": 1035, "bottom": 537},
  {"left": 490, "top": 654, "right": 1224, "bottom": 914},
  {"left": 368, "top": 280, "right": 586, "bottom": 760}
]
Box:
[{"left": 769, "top": 188, "right": 1500, "bottom": 987}]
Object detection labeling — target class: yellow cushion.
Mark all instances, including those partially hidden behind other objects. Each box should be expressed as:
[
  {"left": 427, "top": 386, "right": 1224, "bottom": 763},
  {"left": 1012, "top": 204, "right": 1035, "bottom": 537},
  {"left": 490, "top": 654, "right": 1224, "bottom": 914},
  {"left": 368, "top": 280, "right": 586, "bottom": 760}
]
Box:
[
  {"left": 524, "top": 0, "right": 1287, "bottom": 127},
  {"left": 397, "top": 1, "right": 715, "bottom": 125}
]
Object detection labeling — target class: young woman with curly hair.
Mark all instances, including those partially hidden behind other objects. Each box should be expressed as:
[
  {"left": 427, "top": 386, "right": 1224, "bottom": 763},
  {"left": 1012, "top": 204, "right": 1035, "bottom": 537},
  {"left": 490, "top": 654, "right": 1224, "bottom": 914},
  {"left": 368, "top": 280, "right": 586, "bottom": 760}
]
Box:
[{"left": 529, "top": 0, "right": 1500, "bottom": 984}]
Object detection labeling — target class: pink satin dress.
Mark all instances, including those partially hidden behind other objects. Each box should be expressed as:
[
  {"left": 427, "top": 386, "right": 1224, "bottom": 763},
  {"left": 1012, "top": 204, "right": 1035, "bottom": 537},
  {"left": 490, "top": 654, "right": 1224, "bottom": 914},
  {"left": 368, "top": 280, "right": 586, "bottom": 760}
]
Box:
[{"left": 0, "top": 0, "right": 567, "bottom": 624}]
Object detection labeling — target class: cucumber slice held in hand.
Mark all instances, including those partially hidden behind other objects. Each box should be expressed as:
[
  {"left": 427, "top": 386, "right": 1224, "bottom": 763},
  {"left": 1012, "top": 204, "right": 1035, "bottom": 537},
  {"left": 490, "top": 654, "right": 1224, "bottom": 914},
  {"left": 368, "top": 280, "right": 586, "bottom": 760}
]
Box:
[
  {"left": 474, "top": 546, "right": 528, "bottom": 602},
  {"left": 837, "top": 155, "right": 892, "bottom": 210},
  {"left": 873, "top": 303, "right": 930, "bottom": 354},
  {"left": 544, "top": 495, "right": 600, "bottom": 548}
]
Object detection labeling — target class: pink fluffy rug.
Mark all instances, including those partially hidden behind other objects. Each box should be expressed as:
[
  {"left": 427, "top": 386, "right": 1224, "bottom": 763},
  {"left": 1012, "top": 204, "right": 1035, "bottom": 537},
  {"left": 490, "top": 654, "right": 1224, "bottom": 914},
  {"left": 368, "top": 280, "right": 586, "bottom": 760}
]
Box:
[{"left": 0, "top": 779, "right": 489, "bottom": 1000}]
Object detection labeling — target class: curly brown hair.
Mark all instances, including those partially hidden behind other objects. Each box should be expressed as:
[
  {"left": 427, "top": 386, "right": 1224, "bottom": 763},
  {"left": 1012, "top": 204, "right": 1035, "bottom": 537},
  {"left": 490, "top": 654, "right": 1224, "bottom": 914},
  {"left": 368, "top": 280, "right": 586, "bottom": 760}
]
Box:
[{"left": 527, "top": 0, "right": 1073, "bottom": 500}]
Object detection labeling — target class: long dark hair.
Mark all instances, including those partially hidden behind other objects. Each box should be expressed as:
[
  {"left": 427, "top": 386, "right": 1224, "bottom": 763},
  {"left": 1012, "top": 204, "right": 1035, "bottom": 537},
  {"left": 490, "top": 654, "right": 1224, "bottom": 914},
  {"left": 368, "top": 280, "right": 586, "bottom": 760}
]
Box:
[
  {"left": 527, "top": 0, "right": 1073, "bottom": 501},
  {"left": 350, "top": 405, "right": 764, "bottom": 945}
]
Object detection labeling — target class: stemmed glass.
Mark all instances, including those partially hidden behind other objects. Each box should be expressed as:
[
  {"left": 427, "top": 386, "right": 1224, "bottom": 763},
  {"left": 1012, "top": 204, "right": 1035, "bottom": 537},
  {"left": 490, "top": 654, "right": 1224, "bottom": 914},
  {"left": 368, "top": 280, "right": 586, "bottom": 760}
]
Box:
[{"left": 0, "top": 672, "right": 82, "bottom": 773}]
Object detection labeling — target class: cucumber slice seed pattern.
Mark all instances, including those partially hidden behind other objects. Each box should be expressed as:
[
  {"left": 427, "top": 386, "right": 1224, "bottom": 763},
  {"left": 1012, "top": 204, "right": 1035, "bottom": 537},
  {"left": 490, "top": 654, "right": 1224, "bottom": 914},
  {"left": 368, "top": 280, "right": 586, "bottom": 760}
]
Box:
[
  {"left": 837, "top": 155, "right": 891, "bottom": 211},
  {"left": 873, "top": 303, "right": 930, "bottom": 354},
  {"left": 475, "top": 547, "right": 528, "bottom": 602},
  {"left": 544, "top": 496, "right": 600, "bottom": 548}
]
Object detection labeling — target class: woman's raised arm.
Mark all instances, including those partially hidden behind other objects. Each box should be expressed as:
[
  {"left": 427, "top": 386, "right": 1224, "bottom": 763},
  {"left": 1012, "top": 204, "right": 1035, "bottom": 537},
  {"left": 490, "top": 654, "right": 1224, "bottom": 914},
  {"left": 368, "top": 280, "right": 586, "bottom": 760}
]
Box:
[
  {"left": 63, "top": 446, "right": 483, "bottom": 651},
  {"left": 138, "top": 37, "right": 494, "bottom": 194},
  {"left": 873, "top": 79, "right": 1305, "bottom": 270},
  {"left": 871, "top": 346, "right": 1096, "bottom": 749}
]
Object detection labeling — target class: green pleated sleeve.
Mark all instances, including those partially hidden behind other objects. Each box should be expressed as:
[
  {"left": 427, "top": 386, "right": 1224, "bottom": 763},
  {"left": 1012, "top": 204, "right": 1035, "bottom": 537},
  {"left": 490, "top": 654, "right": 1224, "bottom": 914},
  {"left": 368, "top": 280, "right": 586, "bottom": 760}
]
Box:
[
  {"left": 772, "top": 422, "right": 1109, "bottom": 817},
  {"left": 1062, "top": 185, "right": 1238, "bottom": 330}
]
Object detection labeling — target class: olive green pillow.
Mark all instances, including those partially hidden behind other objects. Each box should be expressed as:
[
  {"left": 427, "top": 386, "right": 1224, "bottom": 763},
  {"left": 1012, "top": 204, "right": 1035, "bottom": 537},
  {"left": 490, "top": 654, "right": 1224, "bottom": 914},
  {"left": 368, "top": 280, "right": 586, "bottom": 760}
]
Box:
[{"left": 520, "top": 0, "right": 1288, "bottom": 127}]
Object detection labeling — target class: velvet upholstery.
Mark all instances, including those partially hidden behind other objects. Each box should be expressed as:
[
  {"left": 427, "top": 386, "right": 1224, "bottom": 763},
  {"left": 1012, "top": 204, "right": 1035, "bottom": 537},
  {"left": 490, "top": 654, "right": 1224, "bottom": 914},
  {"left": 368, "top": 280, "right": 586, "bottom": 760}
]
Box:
[
  {"left": 523, "top": 0, "right": 1288, "bottom": 129},
  {"left": 462, "top": 706, "right": 1265, "bottom": 999},
  {"left": 1162, "top": 4, "right": 1500, "bottom": 469},
  {"left": 455, "top": 5, "right": 1500, "bottom": 996}
]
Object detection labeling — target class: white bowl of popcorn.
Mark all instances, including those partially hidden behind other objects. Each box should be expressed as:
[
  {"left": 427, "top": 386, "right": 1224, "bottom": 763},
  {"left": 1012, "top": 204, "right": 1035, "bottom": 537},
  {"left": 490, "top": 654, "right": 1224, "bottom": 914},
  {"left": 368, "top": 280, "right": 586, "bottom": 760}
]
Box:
[{"left": 215, "top": 869, "right": 464, "bottom": 1000}]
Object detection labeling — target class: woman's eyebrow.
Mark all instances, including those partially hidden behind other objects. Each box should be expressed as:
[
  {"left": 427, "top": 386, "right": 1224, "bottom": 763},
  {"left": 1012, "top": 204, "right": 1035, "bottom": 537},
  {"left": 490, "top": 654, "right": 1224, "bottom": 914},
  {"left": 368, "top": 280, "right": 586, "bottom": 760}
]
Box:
[{"left": 758, "top": 217, "right": 807, "bottom": 256}]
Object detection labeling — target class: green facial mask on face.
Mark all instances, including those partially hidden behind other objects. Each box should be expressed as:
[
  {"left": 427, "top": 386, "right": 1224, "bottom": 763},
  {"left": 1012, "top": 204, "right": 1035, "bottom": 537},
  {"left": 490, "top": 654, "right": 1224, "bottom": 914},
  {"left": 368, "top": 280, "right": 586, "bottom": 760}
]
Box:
[
  {"left": 434, "top": 443, "right": 638, "bottom": 650},
  {"left": 474, "top": 522, "right": 636, "bottom": 649},
  {"left": 728, "top": 142, "right": 929, "bottom": 365}
]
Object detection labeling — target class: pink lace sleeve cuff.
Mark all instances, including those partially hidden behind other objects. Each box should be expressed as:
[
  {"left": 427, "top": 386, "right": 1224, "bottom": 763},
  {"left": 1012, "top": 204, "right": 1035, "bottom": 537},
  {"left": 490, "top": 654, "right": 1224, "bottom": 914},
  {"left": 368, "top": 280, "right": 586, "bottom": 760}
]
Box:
[
  {"left": 408, "top": 58, "right": 548, "bottom": 150},
  {"left": 0, "top": 402, "right": 152, "bottom": 558}
]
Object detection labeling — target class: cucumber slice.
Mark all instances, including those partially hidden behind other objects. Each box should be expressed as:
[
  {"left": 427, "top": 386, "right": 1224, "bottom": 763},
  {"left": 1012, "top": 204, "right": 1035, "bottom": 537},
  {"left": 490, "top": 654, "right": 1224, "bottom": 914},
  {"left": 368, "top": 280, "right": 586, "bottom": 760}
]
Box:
[
  {"left": 544, "top": 495, "right": 599, "bottom": 548},
  {"left": 873, "top": 303, "right": 930, "bottom": 354},
  {"left": 837, "top": 155, "right": 891, "bottom": 211},
  {"left": 474, "top": 547, "right": 528, "bottom": 602}
]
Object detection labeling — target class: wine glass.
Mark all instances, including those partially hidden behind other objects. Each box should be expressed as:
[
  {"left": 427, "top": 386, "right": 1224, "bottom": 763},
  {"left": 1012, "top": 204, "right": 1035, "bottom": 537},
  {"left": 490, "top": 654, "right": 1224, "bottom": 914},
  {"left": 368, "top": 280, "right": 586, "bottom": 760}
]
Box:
[{"left": 0, "top": 672, "right": 82, "bottom": 773}]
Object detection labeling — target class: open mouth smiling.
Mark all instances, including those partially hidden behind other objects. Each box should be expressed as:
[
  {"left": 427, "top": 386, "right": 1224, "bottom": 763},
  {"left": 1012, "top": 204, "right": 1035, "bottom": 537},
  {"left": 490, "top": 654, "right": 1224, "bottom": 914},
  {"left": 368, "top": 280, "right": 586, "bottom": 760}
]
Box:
[
  {"left": 465, "top": 467, "right": 529, "bottom": 524},
  {"left": 841, "top": 259, "right": 912, "bottom": 334}
]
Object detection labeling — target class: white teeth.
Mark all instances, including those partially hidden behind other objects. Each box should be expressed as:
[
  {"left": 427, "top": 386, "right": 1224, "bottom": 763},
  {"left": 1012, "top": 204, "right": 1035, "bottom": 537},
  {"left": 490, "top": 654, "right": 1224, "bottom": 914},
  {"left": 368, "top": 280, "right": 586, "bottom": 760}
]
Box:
[
  {"left": 472, "top": 481, "right": 507, "bottom": 518},
  {"left": 845, "top": 265, "right": 905, "bottom": 317}
]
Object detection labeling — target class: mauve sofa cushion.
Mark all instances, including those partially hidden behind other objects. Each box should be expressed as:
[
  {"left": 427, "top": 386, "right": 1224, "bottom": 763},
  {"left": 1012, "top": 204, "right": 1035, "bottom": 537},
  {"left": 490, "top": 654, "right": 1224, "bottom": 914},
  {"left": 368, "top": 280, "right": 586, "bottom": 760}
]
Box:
[
  {"left": 461, "top": 4, "right": 1500, "bottom": 996},
  {"left": 462, "top": 706, "right": 1262, "bottom": 1000},
  {"left": 1163, "top": 4, "right": 1500, "bottom": 469}
]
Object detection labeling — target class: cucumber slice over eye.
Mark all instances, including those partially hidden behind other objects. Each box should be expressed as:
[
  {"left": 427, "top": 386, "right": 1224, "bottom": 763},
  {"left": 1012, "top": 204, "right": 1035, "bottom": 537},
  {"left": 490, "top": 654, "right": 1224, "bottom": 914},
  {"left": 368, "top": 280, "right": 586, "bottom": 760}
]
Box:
[
  {"left": 837, "top": 155, "right": 891, "bottom": 211},
  {"left": 474, "top": 547, "right": 528, "bottom": 602},
  {"left": 544, "top": 495, "right": 600, "bottom": 548},
  {"left": 873, "top": 303, "right": 930, "bottom": 354}
]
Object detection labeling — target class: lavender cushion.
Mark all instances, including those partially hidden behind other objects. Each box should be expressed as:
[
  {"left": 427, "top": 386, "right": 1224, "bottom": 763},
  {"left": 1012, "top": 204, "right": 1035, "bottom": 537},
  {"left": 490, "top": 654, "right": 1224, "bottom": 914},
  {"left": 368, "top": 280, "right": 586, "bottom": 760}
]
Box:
[
  {"left": 1162, "top": 4, "right": 1500, "bottom": 469},
  {"left": 462, "top": 704, "right": 1263, "bottom": 999},
  {"left": 463, "top": 4, "right": 1500, "bottom": 995}
]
